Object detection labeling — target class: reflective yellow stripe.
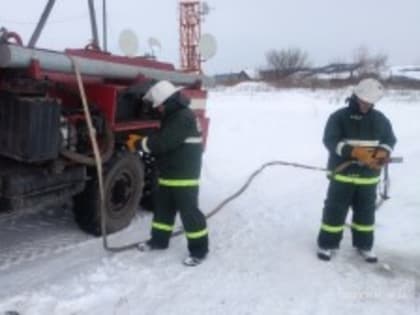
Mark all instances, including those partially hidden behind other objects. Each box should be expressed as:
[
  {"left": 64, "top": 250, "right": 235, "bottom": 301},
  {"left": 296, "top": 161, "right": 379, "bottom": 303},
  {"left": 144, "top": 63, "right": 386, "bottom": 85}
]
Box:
[
  {"left": 333, "top": 174, "right": 380, "bottom": 185},
  {"left": 158, "top": 178, "right": 199, "bottom": 187},
  {"left": 152, "top": 222, "right": 174, "bottom": 232},
  {"left": 351, "top": 223, "right": 374, "bottom": 232},
  {"left": 321, "top": 223, "right": 345, "bottom": 233},
  {"left": 186, "top": 228, "right": 208, "bottom": 239}
]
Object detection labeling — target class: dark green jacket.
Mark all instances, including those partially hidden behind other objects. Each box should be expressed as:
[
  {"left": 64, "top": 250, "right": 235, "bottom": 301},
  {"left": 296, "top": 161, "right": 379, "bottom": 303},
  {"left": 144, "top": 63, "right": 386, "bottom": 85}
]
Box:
[
  {"left": 143, "top": 93, "right": 203, "bottom": 182},
  {"left": 323, "top": 96, "right": 397, "bottom": 178}
]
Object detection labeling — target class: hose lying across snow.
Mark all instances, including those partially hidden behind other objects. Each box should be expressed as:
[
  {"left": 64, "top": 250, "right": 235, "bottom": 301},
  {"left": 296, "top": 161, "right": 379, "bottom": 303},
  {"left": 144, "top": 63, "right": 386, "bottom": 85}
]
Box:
[
  {"left": 119, "top": 157, "right": 399, "bottom": 252},
  {"left": 173, "top": 159, "right": 400, "bottom": 238},
  {"left": 68, "top": 58, "right": 402, "bottom": 252}
]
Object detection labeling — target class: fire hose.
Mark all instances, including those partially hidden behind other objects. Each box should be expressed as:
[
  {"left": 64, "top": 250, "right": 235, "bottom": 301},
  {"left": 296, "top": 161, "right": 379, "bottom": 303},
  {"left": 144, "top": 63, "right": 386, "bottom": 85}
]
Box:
[
  {"left": 69, "top": 57, "right": 402, "bottom": 252},
  {"left": 69, "top": 56, "right": 108, "bottom": 250},
  {"left": 60, "top": 121, "right": 115, "bottom": 166}
]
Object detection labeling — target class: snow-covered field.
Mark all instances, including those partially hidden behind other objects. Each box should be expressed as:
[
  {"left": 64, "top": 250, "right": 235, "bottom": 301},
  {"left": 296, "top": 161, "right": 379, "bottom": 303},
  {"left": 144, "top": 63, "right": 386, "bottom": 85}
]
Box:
[{"left": 0, "top": 83, "right": 419, "bottom": 315}]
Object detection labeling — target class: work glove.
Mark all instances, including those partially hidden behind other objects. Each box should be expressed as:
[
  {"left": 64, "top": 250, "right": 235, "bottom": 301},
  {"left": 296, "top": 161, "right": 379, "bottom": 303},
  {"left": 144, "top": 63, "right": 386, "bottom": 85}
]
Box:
[
  {"left": 372, "top": 148, "right": 390, "bottom": 169},
  {"left": 126, "top": 134, "right": 143, "bottom": 152},
  {"left": 351, "top": 146, "right": 377, "bottom": 169}
]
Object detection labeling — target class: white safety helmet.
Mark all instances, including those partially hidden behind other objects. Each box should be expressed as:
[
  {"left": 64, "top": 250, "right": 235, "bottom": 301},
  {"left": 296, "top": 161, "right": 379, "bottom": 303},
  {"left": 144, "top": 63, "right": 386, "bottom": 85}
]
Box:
[
  {"left": 353, "top": 78, "right": 384, "bottom": 104},
  {"left": 142, "top": 80, "right": 184, "bottom": 108}
]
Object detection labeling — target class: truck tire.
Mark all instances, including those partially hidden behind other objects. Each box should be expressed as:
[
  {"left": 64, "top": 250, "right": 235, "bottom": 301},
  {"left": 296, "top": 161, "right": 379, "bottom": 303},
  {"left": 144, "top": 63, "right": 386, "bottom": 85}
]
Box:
[{"left": 73, "top": 152, "right": 144, "bottom": 235}]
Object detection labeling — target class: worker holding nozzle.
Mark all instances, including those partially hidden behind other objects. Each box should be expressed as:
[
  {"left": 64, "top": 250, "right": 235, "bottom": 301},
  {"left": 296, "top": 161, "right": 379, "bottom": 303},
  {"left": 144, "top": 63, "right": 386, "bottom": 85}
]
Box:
[{"left": 316, "top": 78, "right": 397, "bottom": 262}]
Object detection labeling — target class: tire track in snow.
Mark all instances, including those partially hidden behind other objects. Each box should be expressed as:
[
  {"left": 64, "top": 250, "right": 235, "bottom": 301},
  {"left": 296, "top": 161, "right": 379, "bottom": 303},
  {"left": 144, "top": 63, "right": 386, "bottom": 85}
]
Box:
[
  {"left": 0, "top": 238, "right": 96, "bottom": 271},
  {"left": 0, "top": 208, "right": 149, "bottom": 272},
  {"left": 0, "top": 205, "right": 93, "bottom": 271}
]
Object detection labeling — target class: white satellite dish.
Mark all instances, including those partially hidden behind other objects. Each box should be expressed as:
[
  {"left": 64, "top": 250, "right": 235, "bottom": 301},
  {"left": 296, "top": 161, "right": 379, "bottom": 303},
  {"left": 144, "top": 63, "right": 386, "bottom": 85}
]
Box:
[
  {"left": 148, "top": 37, "right": 162, "bottom": 55},
  {"left": 199, "top": 33, "right": 217, "bottom": 60},
  {"left": 201, "top": 2, "right": 211, "bottom": 15},
  {"left": 118, "top": 29, "right": 139, "bottom": 57}
]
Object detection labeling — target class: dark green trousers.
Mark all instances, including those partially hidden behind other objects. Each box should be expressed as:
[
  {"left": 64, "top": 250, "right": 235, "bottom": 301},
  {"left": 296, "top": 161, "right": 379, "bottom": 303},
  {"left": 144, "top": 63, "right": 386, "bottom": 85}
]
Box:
[
  {"left": 317, "top": 180, "right": 377, "bottom": 250},
  {"left": 150, "top": 185, "right": 208, "bottom": 258}
]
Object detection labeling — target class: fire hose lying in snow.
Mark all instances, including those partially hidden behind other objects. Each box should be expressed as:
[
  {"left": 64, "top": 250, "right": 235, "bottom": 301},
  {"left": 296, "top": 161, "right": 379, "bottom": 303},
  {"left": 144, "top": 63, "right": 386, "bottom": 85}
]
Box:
[
  {"left": 110, "top": 159, "right": 400, "bottom": 253},
  {"left": 69, "top": 57, "right": 403, "bottom": 253}
]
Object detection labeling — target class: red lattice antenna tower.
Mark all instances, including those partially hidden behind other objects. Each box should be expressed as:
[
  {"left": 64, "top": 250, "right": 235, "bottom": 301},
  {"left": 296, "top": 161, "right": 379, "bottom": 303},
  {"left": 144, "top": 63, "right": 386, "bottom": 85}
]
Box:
[{"left": 179, "top": 0, "right": 202, "bottom": 73}]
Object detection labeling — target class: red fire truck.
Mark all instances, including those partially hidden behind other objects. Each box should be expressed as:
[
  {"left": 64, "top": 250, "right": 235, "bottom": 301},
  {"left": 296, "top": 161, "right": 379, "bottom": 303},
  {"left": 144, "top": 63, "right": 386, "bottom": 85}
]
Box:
[{"left": 0, "top": 0, "right": 210, "bottom": 235}]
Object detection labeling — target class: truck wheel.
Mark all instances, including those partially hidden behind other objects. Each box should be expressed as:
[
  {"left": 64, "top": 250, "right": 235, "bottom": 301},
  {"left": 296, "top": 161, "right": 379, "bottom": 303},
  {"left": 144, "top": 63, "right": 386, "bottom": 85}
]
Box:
[{"left": 73, "top": 153, "right": 144, "bottom": 236}]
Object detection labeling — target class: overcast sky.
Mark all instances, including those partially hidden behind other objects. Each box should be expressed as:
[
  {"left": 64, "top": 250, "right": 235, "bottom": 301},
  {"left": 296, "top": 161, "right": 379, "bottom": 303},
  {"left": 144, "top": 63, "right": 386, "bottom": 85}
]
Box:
[{"left": 1, "top": 0, "right": 419, "bottom": 74}]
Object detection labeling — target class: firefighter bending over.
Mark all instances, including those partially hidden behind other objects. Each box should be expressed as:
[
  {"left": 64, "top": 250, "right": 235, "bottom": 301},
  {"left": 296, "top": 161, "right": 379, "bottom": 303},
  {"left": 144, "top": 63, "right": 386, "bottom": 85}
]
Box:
[
  {"left": 317, "top": 78, "right": 397, "bottom": 262},
  {"left": 127, "top": 80, "right": 209, "bottom": 266}
]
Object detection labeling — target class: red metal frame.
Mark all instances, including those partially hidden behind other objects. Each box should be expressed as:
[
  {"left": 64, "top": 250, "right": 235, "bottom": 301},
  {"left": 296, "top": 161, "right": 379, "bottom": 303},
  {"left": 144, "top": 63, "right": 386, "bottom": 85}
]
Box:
[
  {"left": 179, "top": 0, "right": 202, "bottom": 73},
  {"left": 182, "top": 88, "right": 207, "bottom": 99},
  {"left": 84, "top": 84, "right": 161, "bottom": 132},
  {"left": 0, "top": 29, "right": 209, "bottom": 138}
]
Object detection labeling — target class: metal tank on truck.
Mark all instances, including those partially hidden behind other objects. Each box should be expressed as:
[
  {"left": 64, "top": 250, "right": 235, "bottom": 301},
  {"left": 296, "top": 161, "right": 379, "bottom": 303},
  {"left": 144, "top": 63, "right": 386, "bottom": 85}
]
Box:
[{"left": 0, "top": 0, "right": 216, "bottom": 235}]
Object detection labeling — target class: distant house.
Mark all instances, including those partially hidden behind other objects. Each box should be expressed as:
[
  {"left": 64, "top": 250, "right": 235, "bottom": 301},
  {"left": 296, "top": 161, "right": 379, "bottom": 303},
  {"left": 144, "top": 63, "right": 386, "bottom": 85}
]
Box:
[
  {"left": 389, "top": 66, "right": 420, "bottom": 82},
  {"left": 213, "top": 70, "right": 252, "bottom": 85},
  {"left": 242, "top": 69, "right": 261, "bottom": 81},
  {"left": 260, "top": 63, "right": 359, "bottom": 81}
]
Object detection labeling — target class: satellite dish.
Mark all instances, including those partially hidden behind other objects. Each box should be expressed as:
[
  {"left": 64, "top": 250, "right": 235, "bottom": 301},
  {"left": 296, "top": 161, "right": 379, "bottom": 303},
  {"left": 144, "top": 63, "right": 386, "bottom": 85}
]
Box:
[
  {"left": 199, "top": 33, "right": 217, "bottom": 60},
  {"left": 118, "top": 29, "right": 139, "bottom": 57},
  {"left": 148, "top": 37, "right": 162, "bottom": 55},
  {"left": 201, "top": 2, "right": 211, "bottom": 15}
]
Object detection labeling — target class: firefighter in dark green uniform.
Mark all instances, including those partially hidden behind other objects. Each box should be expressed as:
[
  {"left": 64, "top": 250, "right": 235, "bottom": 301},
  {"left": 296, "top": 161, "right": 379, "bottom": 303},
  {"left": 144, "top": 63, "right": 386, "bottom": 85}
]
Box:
[
  {"left": 127, "top": 80, "right": 208, "bottom": 266},
  {"left": 317, "top": 78, "right": 396, "bottom": 262}
]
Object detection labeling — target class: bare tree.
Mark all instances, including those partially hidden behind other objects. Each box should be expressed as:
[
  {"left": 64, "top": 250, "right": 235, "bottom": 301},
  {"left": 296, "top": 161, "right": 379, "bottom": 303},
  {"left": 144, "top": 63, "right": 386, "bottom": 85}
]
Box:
[
  {"left": 264, "top": 47, "right": 311, "bottom": 79},
  {"left": 371, "top": 53, "right": 388, "bottom": 72},
  {"left": 353, "top": 45, "right": 388, "bottom": 77}
]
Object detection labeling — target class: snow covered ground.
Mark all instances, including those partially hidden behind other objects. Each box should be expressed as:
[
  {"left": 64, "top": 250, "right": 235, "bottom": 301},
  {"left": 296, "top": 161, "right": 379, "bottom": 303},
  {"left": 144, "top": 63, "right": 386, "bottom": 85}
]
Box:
[{"left": 0, "top": 83, "right": 419, "bottom": 315}]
